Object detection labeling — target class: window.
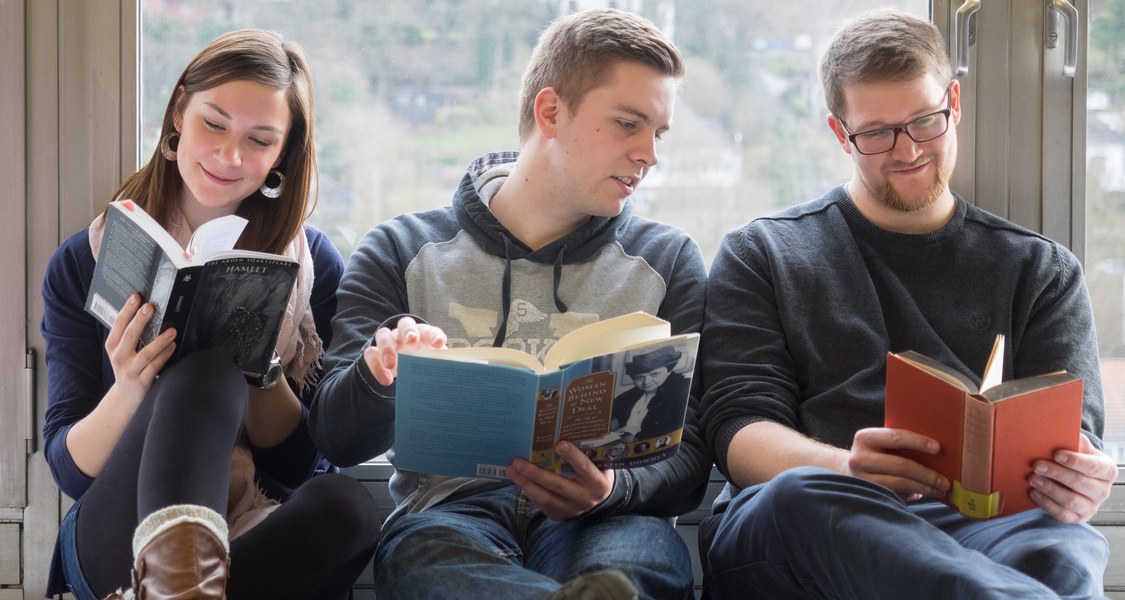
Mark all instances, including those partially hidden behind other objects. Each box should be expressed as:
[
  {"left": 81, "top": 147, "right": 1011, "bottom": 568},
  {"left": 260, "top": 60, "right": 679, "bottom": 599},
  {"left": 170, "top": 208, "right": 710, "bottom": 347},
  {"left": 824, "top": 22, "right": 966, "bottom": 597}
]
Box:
[
  {"left": 1087, "top": 0, "right": 1125, "bottom": 460},
  {"left": 141, "top": 0, "right": 928, "bottom": 264},
  {"left": 145, "top": 2, "right": 1125, "bottom": 460},
  {"left": 140, "top": 1, "right": 1125, "bottom": 456},
  {"left": 140, "top": 0, "right": 930, "bottom": 472}
]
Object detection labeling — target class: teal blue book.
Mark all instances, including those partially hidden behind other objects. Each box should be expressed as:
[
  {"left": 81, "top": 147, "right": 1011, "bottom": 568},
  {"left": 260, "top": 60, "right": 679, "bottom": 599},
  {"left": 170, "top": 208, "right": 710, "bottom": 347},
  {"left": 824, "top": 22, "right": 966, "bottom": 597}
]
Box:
[{"left": 392, "top": 312, "right": 699, "bottom": 479}]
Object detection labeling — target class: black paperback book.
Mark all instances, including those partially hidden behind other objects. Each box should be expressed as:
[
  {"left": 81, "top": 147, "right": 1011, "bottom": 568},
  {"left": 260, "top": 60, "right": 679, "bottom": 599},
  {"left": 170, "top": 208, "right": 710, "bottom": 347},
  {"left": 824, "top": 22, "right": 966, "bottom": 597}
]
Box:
[{"left": 85, "top": 200, "right": 298, "bottom": 374}]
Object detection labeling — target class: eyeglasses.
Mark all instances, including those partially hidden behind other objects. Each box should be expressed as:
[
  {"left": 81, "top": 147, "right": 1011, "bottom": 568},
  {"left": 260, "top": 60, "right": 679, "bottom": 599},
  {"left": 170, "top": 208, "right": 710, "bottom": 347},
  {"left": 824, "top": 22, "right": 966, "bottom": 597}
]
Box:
[{"left": 839, "top": 89, "right": 953, "bottom": 155}]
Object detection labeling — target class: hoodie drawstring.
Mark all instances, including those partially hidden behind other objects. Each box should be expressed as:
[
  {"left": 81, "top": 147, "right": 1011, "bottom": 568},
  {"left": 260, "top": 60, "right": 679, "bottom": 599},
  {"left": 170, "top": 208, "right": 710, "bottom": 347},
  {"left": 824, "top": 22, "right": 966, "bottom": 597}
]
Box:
[
  {"left": 493, "top": 234, "right": 514, "bottom": 347},
  {"left": 492, "top": 238, "right": 570, "bottom": 347},
  {"left": 552, "top": 246, "right": 568, "bottom": 313}
]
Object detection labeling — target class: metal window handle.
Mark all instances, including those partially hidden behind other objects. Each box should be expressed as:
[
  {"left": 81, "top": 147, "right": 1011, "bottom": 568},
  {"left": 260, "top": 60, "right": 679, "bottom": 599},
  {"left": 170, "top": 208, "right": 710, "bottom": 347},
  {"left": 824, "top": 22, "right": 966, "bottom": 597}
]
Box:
[
  {"left": 953, "top": 0, "right": 982, "bottom": 77},
  {"left": 1046, "top": 0, "right": 1078, "bottom": 77}
]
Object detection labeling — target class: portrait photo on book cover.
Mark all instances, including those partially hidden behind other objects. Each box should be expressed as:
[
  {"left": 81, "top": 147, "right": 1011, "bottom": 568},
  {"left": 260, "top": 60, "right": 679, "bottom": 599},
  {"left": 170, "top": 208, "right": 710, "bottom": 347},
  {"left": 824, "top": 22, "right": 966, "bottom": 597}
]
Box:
[{"left": 576, "top": 339, "right": 697, "bottom": 466}]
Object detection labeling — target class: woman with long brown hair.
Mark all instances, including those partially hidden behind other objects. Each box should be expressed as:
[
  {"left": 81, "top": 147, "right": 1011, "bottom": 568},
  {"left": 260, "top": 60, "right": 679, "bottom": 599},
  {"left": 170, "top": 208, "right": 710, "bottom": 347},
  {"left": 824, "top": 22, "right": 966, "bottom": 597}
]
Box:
[{"left": 41, "top": 29, "right": 379, "bottom": 599}]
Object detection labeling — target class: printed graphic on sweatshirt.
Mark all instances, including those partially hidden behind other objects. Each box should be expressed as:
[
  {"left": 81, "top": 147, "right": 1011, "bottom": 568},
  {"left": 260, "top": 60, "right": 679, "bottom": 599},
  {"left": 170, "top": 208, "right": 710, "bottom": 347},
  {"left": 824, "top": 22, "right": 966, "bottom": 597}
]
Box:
[
  {"left": 446, "top": 300, "right": 600, "bottom": 362},
  {"left": 506, "top": 299, "right": 548, "bottom": 335},
  {"left": 407, "top": 231, "right": 666, "bottom": 363}
]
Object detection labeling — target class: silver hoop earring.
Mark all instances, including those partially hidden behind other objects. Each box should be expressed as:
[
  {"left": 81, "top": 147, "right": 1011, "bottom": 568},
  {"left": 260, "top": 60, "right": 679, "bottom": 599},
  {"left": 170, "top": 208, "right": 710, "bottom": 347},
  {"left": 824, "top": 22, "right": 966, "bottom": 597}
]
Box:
[
  {"left": 260, "top": 169, "right": 285, "bottom": 199},
  {"left": 160, "top": 132, "right": 179, "bottom": 161}
]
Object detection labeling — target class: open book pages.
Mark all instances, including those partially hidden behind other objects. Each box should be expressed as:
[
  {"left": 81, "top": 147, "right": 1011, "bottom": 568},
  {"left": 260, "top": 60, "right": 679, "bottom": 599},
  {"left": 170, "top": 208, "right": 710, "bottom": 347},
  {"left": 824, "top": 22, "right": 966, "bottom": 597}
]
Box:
[
  {"left": 895, "top": 334, "right": 1005, "bottom": 396},
  {"left": 186, "top": 213, "right": 249, "bottom": 261},
  {"left": 402, "top": 312, "right": 675, "bottom": 374}
]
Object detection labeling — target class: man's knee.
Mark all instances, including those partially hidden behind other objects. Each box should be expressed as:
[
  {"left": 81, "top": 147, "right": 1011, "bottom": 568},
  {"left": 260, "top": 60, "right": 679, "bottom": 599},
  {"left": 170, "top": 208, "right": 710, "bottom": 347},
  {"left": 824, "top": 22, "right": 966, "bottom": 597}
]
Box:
[
  {"left": 378, "top": 512, "right": 494, "bottom": 566},
  {"left": 1014, "top": 526, "right": 1109, "bottom": 595},
  {"left": 714, "top": 467, "right": 894, "bottom": 555},
  {"left": 735, "top": 466, "right": 849, "bottom": 519}
]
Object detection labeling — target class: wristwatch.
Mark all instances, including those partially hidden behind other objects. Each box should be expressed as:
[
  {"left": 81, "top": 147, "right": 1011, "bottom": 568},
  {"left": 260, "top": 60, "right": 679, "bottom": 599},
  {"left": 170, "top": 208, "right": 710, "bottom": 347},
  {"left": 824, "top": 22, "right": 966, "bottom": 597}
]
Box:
[{"left": 245, "top": 351, "right": 284, "bottom": 390}]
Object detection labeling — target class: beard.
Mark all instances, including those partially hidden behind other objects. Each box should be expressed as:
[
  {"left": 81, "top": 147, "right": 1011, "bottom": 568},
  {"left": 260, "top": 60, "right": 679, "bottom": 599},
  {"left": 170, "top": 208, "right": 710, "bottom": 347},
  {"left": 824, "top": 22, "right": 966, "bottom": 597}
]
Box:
[{"left": 864, "top": 154, "right": 956, "bottom": 213}]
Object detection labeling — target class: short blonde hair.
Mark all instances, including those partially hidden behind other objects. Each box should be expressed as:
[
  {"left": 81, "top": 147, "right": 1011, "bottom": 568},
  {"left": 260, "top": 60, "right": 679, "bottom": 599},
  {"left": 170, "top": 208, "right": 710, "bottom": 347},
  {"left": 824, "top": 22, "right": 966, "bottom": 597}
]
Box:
[{"left": 518, "top": 8, "right": 684, "bottom": 142}]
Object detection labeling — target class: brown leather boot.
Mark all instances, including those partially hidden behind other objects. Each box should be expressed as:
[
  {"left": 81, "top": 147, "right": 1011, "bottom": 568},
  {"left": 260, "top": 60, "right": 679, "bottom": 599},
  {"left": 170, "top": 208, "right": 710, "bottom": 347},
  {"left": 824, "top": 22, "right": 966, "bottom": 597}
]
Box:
[{"left": 125, "top": 504, "right": 230, "bottom": 600}]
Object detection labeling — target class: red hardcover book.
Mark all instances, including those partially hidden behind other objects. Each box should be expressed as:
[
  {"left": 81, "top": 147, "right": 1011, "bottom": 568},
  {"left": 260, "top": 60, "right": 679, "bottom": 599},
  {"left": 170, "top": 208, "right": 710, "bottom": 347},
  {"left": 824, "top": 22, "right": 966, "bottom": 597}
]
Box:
[{"left": 884, "top": 335, "right": 1082, "bottom": 519}]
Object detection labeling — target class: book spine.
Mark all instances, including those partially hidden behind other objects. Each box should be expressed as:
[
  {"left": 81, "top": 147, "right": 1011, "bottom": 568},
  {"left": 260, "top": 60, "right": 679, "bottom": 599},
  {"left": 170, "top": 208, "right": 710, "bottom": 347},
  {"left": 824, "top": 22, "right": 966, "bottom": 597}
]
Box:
[
  {"left": 952, "top": 398, "right": 1000, "bottom": 519},
  {"left": 530, "top": 381, "right": 562, "bottom": 469},
  {"left": 159, "top": 265, "right": 203, "bottom": 361}
]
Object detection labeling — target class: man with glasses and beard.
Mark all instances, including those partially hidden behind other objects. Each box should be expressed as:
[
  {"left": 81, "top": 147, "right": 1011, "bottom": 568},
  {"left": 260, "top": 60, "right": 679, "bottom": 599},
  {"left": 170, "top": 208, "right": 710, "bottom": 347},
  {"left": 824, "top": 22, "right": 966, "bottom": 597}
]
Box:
[{"left": 698, "top": 9, "right": 1115, "bottom": 599}]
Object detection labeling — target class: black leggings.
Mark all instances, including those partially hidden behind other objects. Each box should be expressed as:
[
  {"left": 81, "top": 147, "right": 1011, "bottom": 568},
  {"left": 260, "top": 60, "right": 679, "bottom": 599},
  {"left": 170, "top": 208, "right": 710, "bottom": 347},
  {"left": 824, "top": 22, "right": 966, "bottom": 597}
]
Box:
[{"left": 75, "top": 350, "right": 380, "bottom": 599}]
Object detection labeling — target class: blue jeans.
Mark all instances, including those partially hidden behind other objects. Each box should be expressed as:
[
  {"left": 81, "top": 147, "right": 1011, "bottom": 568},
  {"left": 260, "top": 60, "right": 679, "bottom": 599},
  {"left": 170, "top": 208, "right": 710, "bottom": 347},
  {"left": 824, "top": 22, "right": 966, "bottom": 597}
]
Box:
[
  {"left": 704, "top": 467, "right": 1109, "bottom": 600},
  {"left": 374, "top": 484, "right": 693, "bottom": 600},
  {"left": 58, "top": 499, "right": 100, "bottom": 600}
]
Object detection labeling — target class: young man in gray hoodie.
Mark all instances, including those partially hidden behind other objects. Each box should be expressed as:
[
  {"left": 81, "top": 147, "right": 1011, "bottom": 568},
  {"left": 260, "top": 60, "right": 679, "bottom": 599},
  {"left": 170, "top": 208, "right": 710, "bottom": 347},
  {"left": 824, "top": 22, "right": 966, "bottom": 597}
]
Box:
[{"left": 309, "top": 8, "right": 710, "bottom": 600}]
